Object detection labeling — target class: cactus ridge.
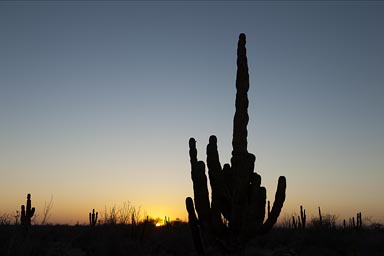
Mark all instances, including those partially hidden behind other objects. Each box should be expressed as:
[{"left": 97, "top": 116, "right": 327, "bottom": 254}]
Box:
[{"left": 186, "top": 33, "right": 287, "bottom": 253}]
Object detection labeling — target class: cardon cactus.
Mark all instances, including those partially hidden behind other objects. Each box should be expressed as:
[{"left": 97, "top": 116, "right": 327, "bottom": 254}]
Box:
[
  {"left": 89, "top": 209, "right": 98, "bottom": 226},
  {"left": 186, "top": 33, "right": 286, "bottom": 254},
  {"left": 21, "top": 193, "right": 35, "bottom": 227}
]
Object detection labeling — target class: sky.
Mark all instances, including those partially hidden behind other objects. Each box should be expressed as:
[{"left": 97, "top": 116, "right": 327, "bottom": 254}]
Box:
[{"left": 0, "top": 1, "right": 383, "bottom": 225}]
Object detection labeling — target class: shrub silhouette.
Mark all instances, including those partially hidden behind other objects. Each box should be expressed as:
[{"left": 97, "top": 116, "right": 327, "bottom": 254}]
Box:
[
  {"left": 20, "top": 193, "right": 35, "bottom": 227},
  {"left": 311, "top": 207, "right": 338, "bottom": 230},
  {"left": 186, "top": 33, "right": 286, "bottom": 254}
]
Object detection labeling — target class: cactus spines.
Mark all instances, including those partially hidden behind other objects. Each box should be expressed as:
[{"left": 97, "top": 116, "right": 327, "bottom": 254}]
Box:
[
  {"left": 21, "top": 193, "right": 35, "bottom": 227},
  {"left": 186, "top": 34, "right": 287, "bottom": 253},
  {"left": 89, "top": 209, "right": 98, "bottom": 226}
]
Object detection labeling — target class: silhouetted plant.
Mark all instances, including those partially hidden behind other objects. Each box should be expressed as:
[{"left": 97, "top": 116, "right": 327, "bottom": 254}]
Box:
[
  {"left": 345, "top": 212, "right": 363, "bottom": 230},
  {"left": 20, "top": 193, "right": 35, "bottom": 227},
  {"left": 101, "top": 202, "right": 141, "bottom": 225},
  {"left": 89, "top": 209, "right": 98, "bottom": 226},
  {"left": 130, "top": 213, "right": 150, "bottom": 241},
  {"left": 267, "top": 200, "right": 271, "bottom": 218},
  {"left": 292, "top": 215, "right": 297, "bottom": 229},
  {"left": 311, "top": 207, "right": 337, "bottom": 230},
  {"left": 318, "top": 206, "right": 323, "bottom": 226},
  {"left": 186, "top": 33, "right": 286, "bottom": 254},
  {"left": 14, "top": 210, "right": 20, "bottom": 225},
  {"left": 290, "top": 205, "right": 306, "bottom": 230},
  {"left": 300, "top": 205, "right": 306, "bottom": 229},
  {"left": 356, "top": 212, "right": 362, "bottom": 229},
  {"left": 41, "top": 196, "right": 54, "bottom": 225},
  {"left": 0, "top": 212, "right": 12, "bottom": 225},
  {"left": 164, "top": 216, "right": 171, "bottom": 226}
]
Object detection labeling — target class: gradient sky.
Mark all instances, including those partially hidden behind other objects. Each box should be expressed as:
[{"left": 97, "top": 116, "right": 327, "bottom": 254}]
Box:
[{"left": 1, "top": 1, "right": 383, "bottom": 224}]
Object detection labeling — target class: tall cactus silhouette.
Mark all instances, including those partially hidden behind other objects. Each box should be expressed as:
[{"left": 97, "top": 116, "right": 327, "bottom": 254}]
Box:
[
  {"left": 21, "top": 193, "right": 35, "bottom": 227},
  {"left": 186, "top": 33, "right": 286, "bottom": 254}
]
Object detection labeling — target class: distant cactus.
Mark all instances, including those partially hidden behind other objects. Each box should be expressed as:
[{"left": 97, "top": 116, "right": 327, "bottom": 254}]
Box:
[
  {"left": 300, "top": 205, "right": 306, "bottom": 229},
  {"left": 291, "top": 206, "right": 306, "bottom": 230},
  {"left": 292, "top": 215, "right": 297, "bottom": 229},
  {"left": 164, "top": 216, "right": 170, "bottom": 226},
  {"left": 346, "top": 212, "right": 362, "bottom": 230},
  {"left": 89, "top": 209, "right": 98, "bottom": 226},
  {"left": 21, "top": 193, "right": 35, "bottom": 227},
  {"left": 318, "top": 206, "right": 323, "bottom": 226},
  {"left": 186, "top": 33, "right": 286, "bottom": 254},
  {"left": 356, "top": 212, "right": 362, "bottom": 229}
]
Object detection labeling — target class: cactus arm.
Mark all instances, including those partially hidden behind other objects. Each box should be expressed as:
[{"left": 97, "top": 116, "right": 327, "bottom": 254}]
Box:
[
  {"left": 30, "top": 207, "right": 35, "bottom": 219},
  {"left": 20, "top": 205, "right": 26, "bottom": 225},
  {"left": 246, "top": 184, "right": 266, "bottom": 238},
  {"left": 189, "top": 138, "right": 211, "bottom": 226},
  {"left": 260, "top": 176, "right": 286, "bottom": 234},
  {"left": 267, "top": 200, "right": 271, "bottom": 218},
  {"left": 206, "top": 135, "right": 230, "bottom": 221},
  {"left": 186, "top": 197, "right": 205, "bottom": 256},
  {"left": 247, "top": 172, "right": 264, "bottom": 232}
]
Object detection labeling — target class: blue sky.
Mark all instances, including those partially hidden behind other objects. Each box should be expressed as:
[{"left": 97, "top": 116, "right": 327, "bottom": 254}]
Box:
[{"left": 1, "top": 1, "right": 383, "bottom": 224}]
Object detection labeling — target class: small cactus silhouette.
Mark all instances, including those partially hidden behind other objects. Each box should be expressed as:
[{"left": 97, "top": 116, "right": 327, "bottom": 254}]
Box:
[
  {"left": 21, "top": 193, "right": 35, "bottom": 227},
  {"left": 186, "top": 33, "right": 286, "bottom": 254},
  {"left": 318, "top": 206, "right": 323, "bottom": 226},
  {"left": 300, "top": 205, "right": 306, "bottom": 229},
  {"left": 89, "top": 209, "right": 98, "bottom": 226},
  {"left": 356, "top": 212, "right": 362, "bottom": 229}
]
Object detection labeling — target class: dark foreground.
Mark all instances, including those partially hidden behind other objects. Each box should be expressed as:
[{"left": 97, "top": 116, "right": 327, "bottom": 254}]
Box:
[{"left": 1, "top": 223, "right": 384, "bottom": 256}]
